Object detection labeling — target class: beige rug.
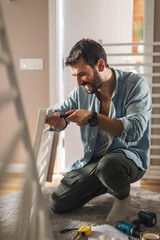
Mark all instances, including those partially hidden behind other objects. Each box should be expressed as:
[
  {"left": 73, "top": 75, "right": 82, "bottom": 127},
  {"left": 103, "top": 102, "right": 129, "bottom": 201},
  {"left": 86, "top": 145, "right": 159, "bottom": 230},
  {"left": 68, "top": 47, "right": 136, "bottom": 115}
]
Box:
[{"left": 0, "top": 186, "right": 160, "bottom": 240}]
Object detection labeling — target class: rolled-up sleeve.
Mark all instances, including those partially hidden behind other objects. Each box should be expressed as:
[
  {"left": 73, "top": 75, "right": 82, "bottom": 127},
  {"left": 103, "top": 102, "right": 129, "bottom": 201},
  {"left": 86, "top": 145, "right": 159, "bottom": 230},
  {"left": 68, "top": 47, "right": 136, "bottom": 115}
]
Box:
[
  {"left": 120, "top": 117, "right": 130, "bottom": 143},
  {"left": 119, "top": 79, "right": 152, "bottom": 144}
]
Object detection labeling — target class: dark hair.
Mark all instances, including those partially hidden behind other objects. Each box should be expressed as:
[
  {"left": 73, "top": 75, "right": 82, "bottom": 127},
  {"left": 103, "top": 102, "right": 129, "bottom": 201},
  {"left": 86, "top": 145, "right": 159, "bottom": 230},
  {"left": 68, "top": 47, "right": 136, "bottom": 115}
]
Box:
[{"left": 65, "top": 38, "right": 109, "bottom": 68}]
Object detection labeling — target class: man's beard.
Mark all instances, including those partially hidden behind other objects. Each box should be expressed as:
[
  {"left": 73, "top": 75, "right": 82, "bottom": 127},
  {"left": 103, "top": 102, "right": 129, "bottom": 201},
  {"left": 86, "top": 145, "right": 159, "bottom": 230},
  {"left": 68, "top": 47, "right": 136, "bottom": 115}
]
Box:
[{"left": 82, "top": 71, "right": 102, "bottom": 94}]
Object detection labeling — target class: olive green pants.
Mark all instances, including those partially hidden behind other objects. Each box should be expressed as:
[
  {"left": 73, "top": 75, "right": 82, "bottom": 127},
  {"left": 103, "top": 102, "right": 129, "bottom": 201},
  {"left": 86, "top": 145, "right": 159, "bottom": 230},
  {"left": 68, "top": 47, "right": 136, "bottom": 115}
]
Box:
[{"left": 50, "top": 151, "right": 145, "bottom": 213}]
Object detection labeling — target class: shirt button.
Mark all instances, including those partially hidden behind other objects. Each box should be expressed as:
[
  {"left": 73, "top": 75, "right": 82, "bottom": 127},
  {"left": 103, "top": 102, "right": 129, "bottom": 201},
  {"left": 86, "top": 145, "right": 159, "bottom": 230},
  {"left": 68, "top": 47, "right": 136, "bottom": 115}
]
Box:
[
  {"left": 89, "top": 149, "right": 92, "bottom": 152},
  {"left": 92, "top": 135, "right": 95, "bottom": 138}
]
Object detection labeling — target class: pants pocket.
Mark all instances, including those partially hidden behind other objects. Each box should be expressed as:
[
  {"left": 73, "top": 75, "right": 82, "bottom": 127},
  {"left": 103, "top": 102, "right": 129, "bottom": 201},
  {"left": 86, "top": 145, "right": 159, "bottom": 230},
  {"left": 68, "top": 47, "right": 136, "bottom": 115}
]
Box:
[
  {"left": 60, "top": 176, "right": 78, "bottom": 186},
  {"left": 60, "top": 162, "right": 98, "bottom": 186}
]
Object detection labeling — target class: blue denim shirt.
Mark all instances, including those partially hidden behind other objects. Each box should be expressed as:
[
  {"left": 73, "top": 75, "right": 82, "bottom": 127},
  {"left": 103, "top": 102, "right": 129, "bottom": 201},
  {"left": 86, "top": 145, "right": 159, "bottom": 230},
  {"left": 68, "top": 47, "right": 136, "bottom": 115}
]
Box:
[{"left": 48, "top": 68, "right": 152, "bottom": 172}]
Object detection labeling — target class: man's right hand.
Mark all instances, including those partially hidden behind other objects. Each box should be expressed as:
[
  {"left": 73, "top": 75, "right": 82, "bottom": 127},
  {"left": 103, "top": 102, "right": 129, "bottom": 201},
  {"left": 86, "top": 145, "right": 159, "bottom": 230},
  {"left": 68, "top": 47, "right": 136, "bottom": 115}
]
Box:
[{"left": 46, "top": 112, "right": 66, "bottom": 130}]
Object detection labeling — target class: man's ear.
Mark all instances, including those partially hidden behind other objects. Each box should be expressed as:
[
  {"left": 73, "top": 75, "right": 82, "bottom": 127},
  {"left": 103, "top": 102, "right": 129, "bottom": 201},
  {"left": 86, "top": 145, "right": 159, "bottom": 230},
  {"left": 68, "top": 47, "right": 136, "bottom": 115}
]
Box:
[{"left": 97, "top": 59, "right": 105, "bottom": 72}]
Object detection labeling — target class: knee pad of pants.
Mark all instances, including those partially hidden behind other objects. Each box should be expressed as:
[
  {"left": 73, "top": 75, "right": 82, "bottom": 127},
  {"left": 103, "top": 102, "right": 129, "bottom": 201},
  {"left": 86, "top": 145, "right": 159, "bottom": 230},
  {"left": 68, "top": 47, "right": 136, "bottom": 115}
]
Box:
[{"left": 50, "top": 192, "right": 69, "bottom": 214}]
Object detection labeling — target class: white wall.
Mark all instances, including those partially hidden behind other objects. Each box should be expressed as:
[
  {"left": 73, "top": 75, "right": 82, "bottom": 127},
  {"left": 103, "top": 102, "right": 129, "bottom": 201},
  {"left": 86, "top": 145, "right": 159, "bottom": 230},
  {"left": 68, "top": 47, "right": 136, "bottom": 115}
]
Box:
[{"left": 56, "top": 0, "right": 133, "bottom": 172}]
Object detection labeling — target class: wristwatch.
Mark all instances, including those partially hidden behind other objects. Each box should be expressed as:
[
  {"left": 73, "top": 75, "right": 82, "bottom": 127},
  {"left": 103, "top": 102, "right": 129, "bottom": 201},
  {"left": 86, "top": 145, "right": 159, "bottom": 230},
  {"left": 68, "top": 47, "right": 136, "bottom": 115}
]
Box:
[{"left": 88, "top": 112, "right": 98, "bottom": 127}]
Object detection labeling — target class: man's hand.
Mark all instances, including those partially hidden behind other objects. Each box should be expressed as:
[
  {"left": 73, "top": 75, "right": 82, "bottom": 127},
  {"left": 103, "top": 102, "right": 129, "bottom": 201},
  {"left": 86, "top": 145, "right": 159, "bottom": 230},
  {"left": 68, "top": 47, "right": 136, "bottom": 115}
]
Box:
[
  {"left": 46, "top": 112, "right": 66, "bottom": 130},
  {"left": 65, "top": 110, "right": 93, "bottom": 126}
]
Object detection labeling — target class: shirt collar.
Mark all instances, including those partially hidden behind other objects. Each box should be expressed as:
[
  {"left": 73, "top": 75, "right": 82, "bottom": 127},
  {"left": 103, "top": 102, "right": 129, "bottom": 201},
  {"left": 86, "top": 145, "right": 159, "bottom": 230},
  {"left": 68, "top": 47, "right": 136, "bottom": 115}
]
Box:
[{"left": 110, "top": 68, "right": 119, "bottom": 99}]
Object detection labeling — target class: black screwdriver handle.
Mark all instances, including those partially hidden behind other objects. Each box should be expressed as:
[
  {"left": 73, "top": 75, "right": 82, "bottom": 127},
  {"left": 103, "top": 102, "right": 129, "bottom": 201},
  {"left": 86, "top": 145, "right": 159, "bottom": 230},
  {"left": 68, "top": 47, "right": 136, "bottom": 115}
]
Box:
[{"left": 60, "top": 113, "right": 71, "bottom": 119}]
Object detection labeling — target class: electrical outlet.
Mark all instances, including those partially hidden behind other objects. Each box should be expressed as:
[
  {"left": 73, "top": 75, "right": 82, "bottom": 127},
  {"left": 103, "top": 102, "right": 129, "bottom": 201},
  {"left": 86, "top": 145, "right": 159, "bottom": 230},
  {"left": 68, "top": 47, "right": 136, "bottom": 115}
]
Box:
[{"left": 20, "top": 58, "right": 43, "bottom": 70}]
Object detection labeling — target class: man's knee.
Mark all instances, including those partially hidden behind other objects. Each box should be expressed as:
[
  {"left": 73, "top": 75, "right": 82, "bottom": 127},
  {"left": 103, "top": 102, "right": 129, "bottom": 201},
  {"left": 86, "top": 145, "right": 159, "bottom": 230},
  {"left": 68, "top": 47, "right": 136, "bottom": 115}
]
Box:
[
  {"left": 96, "top": 154, "right": 122, "bottom": 178},
  {"left": 96, "top": 153, "right": 130, "bottom": 199},
  {"left": 50, "top": 192, "right": 70, "bottom": 214}
]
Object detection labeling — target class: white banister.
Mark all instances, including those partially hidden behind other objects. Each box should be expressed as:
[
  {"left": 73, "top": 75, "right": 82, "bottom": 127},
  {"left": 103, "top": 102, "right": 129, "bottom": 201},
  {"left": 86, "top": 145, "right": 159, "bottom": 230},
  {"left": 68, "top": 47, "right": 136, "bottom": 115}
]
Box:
[{"left": 0, "top": 1, "right": 54, "bottom": 238}]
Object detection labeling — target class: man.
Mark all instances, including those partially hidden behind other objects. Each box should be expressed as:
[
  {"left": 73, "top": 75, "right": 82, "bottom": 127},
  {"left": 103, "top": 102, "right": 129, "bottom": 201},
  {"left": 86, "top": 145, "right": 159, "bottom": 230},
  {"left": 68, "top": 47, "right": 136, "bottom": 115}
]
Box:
[{"left": 46, "top": 39, "right": 152, "bottom": 224}]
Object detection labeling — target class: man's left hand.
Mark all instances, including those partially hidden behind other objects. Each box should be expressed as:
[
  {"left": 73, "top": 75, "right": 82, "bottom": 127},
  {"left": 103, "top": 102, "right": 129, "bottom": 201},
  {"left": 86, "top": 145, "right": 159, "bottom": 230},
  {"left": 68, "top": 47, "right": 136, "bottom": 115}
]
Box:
[{"left": 66, "top": 110, "right": 93, "bottom": 126}]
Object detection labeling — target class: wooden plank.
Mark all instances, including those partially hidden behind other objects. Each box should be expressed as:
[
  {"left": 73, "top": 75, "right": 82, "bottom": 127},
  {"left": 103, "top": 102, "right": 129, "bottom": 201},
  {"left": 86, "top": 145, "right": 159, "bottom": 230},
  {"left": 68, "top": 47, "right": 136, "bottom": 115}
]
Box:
[{"left": 46, "top": 132, "right": 59, "bottom": 182}]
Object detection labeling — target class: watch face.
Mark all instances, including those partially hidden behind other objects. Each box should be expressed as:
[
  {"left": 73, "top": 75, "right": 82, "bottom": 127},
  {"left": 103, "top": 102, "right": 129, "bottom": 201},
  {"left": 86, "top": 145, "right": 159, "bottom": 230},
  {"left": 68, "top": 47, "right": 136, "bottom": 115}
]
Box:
[{"left": 88, "top": 112, "right": 98, "bottom": 127}]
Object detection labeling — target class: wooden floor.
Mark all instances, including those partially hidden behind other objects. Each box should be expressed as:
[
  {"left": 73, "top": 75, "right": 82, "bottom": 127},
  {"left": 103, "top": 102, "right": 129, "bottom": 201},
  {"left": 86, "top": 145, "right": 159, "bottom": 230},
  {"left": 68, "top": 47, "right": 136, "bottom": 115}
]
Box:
[
  {"left": 0, "top": 173, "right": 160, "bottom": 197},
  {"left": 132, "top": 178, "right": 160, "bottom": 193}
]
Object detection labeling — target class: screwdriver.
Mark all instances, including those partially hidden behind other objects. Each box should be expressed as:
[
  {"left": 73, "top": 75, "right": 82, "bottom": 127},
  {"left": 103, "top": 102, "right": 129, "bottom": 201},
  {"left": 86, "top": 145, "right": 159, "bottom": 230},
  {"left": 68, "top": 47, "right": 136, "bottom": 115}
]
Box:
[
  {"left": 44, "top": 112, "right": 72, "bottom": 133},
  {"left": 60, "top": 113, "right": 72, "bottom": 119}
]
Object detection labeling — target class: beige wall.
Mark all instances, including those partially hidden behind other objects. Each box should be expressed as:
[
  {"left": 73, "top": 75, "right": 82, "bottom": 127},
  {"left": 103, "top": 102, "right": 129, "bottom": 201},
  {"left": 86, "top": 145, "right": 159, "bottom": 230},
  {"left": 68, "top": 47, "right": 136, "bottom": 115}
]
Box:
[
  {"left": 0, "top": 0, "right": 49, "bottom": 166},
  {"left": 1, "top": 0, "right": 49, "bottom": 142}
]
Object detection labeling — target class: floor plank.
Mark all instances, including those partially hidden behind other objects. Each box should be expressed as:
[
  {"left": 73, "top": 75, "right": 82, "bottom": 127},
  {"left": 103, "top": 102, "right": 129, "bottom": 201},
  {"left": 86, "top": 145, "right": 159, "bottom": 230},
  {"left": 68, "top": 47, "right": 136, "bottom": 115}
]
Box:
[{"left": 0, "top": 173, "right": 160, "bottom": 197}]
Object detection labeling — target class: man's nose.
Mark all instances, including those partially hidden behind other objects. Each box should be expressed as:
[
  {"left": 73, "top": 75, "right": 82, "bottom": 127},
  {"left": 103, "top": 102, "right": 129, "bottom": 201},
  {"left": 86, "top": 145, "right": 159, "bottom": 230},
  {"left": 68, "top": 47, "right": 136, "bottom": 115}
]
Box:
[{"left": 76, "top": 76, "right": 83, "bottom": 86}]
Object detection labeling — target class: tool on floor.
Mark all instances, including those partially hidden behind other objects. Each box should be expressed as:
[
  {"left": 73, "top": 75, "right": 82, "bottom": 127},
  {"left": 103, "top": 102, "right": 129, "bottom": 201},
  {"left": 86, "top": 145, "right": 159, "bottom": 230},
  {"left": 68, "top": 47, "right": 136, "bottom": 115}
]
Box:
[
  {"left": 60, "top": 228, "right": 78, "bottom": 233},
  {"left": 116, "top": 210, "right": 157, "bottom": 238},
  {"left": 72, "top": 226, "right": 92, "bottom": 240}
]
